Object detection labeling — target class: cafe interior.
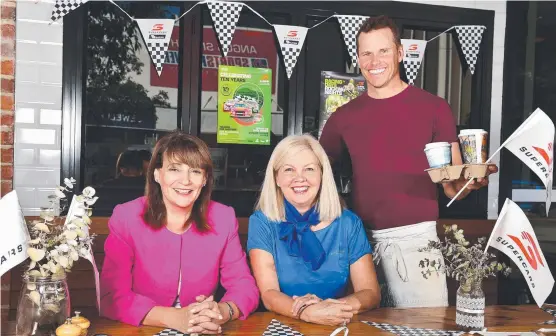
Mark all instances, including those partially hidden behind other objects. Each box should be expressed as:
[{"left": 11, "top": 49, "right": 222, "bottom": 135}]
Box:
[{"left": 2, "top": 0, "right": 556, "bottom": 335}]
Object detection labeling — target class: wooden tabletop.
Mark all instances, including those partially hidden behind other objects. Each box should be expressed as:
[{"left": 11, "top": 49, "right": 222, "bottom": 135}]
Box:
[{"left": 3, "top": 305, "right": 555, "bottom": 335}]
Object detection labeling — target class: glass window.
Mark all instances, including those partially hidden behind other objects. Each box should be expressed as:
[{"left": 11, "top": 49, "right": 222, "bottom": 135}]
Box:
[
  {"left": 198, "top": 9, "right": 290, "bottom": 217},
  {"left": 510, "top": 1, "right": 556, "bottom": 219},
  {"left": 84, "top": 2, "right": 181, "bottom": 215}
]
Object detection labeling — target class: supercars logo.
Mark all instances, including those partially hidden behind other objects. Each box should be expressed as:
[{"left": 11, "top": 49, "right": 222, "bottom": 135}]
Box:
[
  {"left": 507, "top": 231, "right": 545, "bottom": 270},
  {"left": 152, "top": 24, "right": 164, "bottom": 31},
  {"left": 533, "top": 142, "right": 553, "bottom": 167}
]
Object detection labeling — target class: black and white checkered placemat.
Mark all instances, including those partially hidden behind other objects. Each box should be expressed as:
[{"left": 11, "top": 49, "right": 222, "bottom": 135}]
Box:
[
  {"left": 262, "top": 319, "right": 304, "bottom": 336},
  {"left": 206, "top": 1, "right": 243, "bottom": 56},
  {"left": 454, "top": 25, "right": 486, "bottom": 75},
  {"left": 363, "top": 321, "right": 464, "bottom": 336},
  {"left": 51, "top": 0, "right": 88, "bottom": 22},
  {"left": 154, "top": 328, "right": 188, "bottom": 336},
  {"left": 540, "top": 305, "right": 556, "bottom": 324}
]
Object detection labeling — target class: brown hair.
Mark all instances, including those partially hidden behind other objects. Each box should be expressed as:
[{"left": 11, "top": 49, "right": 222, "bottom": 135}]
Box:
[
  {"left": 143, "top": 130, "right": 214, "bottom": 232},
  {"left": 356, "top": 15, "right": 402, "bottom": 53}
]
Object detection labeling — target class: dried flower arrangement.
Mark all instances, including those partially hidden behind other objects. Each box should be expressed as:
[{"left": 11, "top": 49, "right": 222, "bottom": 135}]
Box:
[
  {"left": 24, "top": 178, "right": 98, "bottom": 304},
  {"left": 418, "top": 224, "right": 512, "bottom": 285}
]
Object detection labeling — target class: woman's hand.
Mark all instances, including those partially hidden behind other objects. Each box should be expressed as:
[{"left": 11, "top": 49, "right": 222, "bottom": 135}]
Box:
[
  {"left": 299, "top": 299, "right": 354, "bottom": 326},
  {"left": 291, "top": 294, "right": 322, "bottom": 317},
  {"left": 186, "top": 295, "right": 224, "bottom": 335}
]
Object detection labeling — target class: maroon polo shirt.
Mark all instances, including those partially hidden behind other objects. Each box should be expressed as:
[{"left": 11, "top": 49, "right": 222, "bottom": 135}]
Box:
[{"left": 320, "top": 85, "right": 458, "bottom": 230}]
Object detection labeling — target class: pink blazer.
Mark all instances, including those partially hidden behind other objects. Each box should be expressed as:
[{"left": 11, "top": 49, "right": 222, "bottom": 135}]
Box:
[{"left": 99, "top": 197, "right": 260, "bottom": 326}]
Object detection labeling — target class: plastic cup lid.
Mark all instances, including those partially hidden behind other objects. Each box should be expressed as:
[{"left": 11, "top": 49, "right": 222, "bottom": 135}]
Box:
[
  {"left": 425, "top": 142, "right": 451, "bottom": 150},
  {"left": 459, "top": 129, "right": 487, "bottom": 135}
]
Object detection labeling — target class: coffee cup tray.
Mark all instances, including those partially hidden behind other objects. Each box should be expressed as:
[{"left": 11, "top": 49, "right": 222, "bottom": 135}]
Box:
[{"left": 425, "top": 164, "right": 494, "bottom": 183}]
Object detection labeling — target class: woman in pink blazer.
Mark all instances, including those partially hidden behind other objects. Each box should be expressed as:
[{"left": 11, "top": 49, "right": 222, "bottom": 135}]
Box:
[{"left": 100, "top": 131, "right": 259, "bottom": 335}]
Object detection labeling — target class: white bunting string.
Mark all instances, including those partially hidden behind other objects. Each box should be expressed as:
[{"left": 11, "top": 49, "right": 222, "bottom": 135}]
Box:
[
  {"left": 108, "top": 0, "right": 135, "bottom": 21},
  {"left": 427, "top": 26, "right": 455, "bottom": 43},
  {"left": 175, "top": 1, "right": 206, "bottom": 22}
]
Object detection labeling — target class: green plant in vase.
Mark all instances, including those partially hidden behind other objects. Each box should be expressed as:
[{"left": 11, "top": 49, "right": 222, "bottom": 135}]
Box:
[
  {"left": 418, "top": 224, "right": 511, "bottom": 331},
  {"left": 16, "top": 178, "right": 98, "bottom": 336}
]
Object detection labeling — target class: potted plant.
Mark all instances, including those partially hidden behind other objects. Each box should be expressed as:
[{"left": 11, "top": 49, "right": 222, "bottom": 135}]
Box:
[
  {"left": 418, "top": 224, "right": 511, "bottom": 331},
  {"left": 15, "top": 178, "right": 98, "bottom": 336}
]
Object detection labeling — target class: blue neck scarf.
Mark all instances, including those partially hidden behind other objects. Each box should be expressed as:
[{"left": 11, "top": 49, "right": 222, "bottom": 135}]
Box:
[{"left": 278, "top": 199, "right": 326, "bottom": 271}]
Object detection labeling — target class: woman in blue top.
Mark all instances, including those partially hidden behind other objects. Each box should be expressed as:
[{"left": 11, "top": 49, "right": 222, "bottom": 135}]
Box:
[{"left": 247, "top": 135, "right": 380, "bottom": 326}]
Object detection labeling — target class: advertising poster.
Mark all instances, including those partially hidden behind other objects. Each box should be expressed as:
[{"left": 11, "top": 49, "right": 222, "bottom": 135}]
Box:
[
  {"left": 217, "top": 65, "right": 272, "bottom": 145},
  {"left": 319, "top": 71, "right": 366, "bottom": 137}
]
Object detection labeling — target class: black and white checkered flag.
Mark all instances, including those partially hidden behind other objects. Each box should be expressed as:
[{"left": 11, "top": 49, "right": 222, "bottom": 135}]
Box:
[
  {"left": 207, "top": 1, "right": 243, "bottom": 57},
  {"left": 454, "top": 25, "right": 486, "bottom": 75},
  {"left": 401, "top": 39, "right": 427, "bottom": 85},
  {"left": 274, "top": 25, "right": 309, "bottom": 79},
  {"left": 363, "top": 321, "right": 464, "bottom": 336},
  {"left": 136, "top": 19, "right": 175, "bottom": 76},
  {"left": 335, "top": 15, "right": 369, "bottom": 68},
  {"left": 51, "top": 0, "right": 88, "bottom": 22},
  {"left": 263, "top": 319, "right": 304, "bottom": 336}
]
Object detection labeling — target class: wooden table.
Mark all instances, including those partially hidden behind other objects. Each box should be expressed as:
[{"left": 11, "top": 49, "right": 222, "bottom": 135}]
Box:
[{"left": 3, "top": 305, "right": 555, "bottom": 335}]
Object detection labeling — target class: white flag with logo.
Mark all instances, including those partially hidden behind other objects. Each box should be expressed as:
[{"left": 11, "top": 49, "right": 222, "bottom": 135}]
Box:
[
  {"left": 0, "top": 191, "right": 30, "bottom": 277},
  {"left": 136, "top": 19, "right": 175, "bottom": 76},
  {"left": 335, "top": 15, "right": 369, "bottom": 68},
  {"left": 498, "top": 108, "right": 554, "bottom": 215},
  {"left": 485, "top": 198, "right": 554, "bottom": 307},
  {"left": 401, "top": 39, "right": 427, "bottom": 85},
  {"left": 273, "top": 25, "right": 309, "bottom": 79}
]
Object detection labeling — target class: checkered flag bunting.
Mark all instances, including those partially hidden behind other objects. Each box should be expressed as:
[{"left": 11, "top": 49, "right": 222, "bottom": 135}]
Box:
[
  {"left": 136, "top": 19, "right": 175, "bottom": 77},
  {"left": 263, "top": 319, "right": 304, "bottom": 336},
  {"left": 154, "top": 328, "right": 187, "bottom": 336},
  {"left": 403, "top": 60, "right": 422, "bottom": 85},
  {"left": 454, "top": 25, "right": 486, "bottom": 75},
  {"left": 274, "top": 25, "right": 309, "bottom": 79},
  {"left": 207, "top": 1, "right": 243, "bottom": 56},
  {"left": 51, "top": 0, "right": 88, "bottom": 22},
  {"left": 335, "top": 15, "right": 369, "bottom": 68},
  {"left": 363, "top": 321, "right": 464, "bottom": 336}
]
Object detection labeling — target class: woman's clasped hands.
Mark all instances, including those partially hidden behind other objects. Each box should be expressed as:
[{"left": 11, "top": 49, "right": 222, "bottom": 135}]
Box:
[
  {"left": 166, "top": 295, "right": 228, "bottom": 335},
  {"left": 292, "top": 294, "right": 354, "bottom": 326}
]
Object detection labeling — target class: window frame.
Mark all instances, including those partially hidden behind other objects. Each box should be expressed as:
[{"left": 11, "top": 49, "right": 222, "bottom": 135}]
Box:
[{"left": 61, "top": 1, "right": 494, "bottom": 218}]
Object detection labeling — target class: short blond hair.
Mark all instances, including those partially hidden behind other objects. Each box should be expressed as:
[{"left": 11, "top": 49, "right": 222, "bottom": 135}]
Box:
[{"left": 256, "top": 134, "right": 342, "bottom": 222}]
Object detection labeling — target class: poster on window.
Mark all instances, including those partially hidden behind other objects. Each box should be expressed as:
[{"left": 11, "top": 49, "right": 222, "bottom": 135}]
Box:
[
  {"left": 318, "top": 71, "right": 366, "bottom": 138},
  {"left": 217, "top": 65, "right": 272, "bottom": 145}
]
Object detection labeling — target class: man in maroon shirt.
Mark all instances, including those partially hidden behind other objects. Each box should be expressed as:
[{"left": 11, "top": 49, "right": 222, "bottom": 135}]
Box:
[{"left": 320, "top": 16, "right": 497, "bottom": 308}]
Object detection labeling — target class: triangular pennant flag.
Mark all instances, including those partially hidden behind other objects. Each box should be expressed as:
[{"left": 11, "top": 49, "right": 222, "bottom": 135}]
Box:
[
  {"left": 273, "top": 25, "right": 309, "bottom": 79},
  {"left": 485, "top": 199, "right": 555, "bottom": 307},
  {"left": 0, "top": 191, "right": 31, "bottom": 277},
  {"left": 335, "top": 15, "right": 369, "bottom": 68},
  {"left": 454, "top": 25, "right": 486, "bottom": 75},
  {"left": 263, "top": 319, "right": 304, "bottom": 336},
  {"left": 207, "top": 1, "right": 243, "bottom": 57},
  {"left": 363, "top": 321, "right": 463, "bottom": 336},
  {"left": 136, "top": 19, "right": 175, "bottom": 76},
  {"left": 51, "top": 0, "right": 88, "bottom": 22},
  {"left": 401, "top": 39, "right": 427, "bottom": 85}
]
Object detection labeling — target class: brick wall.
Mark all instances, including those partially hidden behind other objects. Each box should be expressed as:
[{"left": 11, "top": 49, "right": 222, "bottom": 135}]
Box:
[{"left": 1, "top": 0, "right": 16, "bottom": 324}]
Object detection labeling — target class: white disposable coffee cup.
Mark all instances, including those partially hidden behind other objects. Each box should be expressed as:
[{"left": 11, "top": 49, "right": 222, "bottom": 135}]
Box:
[
  {"left": 458, "top": 129, "right": 488, "bottom": 164},
  {"left": 424, "top": 142, "right": 452, "bottom": 168}
]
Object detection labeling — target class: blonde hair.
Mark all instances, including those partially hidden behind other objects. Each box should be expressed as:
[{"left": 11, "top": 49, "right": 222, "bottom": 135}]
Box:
[{"left": 256, "top": 134, "right": 343, "bottom": 222}]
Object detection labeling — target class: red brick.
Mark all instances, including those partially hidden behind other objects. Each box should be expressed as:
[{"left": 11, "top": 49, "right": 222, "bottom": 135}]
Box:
[
  {"left": 1, "top": 113, "right": 14, "bottom": 126},
  {"left": 1, "top": 165, "right": 13, "bottom": 179},
  {"left": 1, "top": 147, "right": 13, "bottom": 164},
  {"left": 0, "top": 94, "right": 14, "bottom": 112},
  {"left": 1, "top": 60, "right": 14, "bottom": 76},
  {"left": 0, "top": 129, "right": 13, "bottom": 145},
  {"left": 0, "top": 43, "right": 14, "bottom": 57},
  {"left": 1, "top": 79, "right": 14, "bottom": 94},
  {"left": 0, "top": 180, "right": 12, "bottom": 196},
  {"left": 1, "top": 6, "right": 15, "bottom": 20},
  {"left": 1, "top": 24, "right": 15, "bottom": 40}
]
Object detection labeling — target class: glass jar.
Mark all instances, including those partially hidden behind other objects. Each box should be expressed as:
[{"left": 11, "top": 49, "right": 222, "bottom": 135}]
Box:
[
  {"left": 455, "top": 275, "right": 485, "bottom": 331},
  {"left": 16, "top": 273, "right": 71, "bottom": 336}
]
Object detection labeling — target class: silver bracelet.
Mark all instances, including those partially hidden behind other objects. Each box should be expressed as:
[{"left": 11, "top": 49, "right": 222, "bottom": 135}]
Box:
[{"left": 224, "top": 302, "right": 234, "bottom": 322}]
